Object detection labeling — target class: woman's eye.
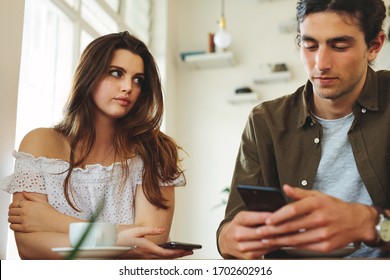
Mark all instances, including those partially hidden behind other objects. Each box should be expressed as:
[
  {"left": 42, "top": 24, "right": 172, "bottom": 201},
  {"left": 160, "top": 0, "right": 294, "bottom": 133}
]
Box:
[
  {"left": 134, "top": 77, "right": 144, "bottom": 86},
  {"left": 110, "top": 70, "right": 123, "bottom": 77}
]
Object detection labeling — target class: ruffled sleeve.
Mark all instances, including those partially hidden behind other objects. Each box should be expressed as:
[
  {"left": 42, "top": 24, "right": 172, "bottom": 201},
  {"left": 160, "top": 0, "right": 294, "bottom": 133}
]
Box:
[
  {"left": 1, "top": 151, "right": 46, "bottom": 194},
  {"left": 159, "top": 173, "right": 186, "bottom": 187},
  {"left": 132, "top": 156, "right": 185, "bottom": 187}
]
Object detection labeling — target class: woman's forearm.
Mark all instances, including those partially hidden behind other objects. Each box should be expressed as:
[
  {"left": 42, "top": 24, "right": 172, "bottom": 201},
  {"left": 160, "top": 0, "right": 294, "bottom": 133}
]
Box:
[
  {"left": 15, "top": 231, "right": 70, "bottom": 259},
  {"left": 9, "top": 192, "right": 85, "bottom": 234}
]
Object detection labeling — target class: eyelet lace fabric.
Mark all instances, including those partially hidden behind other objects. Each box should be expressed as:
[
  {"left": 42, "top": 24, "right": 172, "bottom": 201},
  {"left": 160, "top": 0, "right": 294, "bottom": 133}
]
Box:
[{"left": 1, "top": 151, "right": 185, "bottom": 224}]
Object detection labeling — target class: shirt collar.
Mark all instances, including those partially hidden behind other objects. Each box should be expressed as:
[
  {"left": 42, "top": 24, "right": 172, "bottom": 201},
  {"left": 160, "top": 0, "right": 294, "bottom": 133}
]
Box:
[
  {"left": 297, "top": 66, "right": 379, "bottom": 128},
  {"left": 297, "top": 81, "right": 314, "bottom": 128},
  {"left": 356, "top": 67, "right": 379, "bottom": 112}
]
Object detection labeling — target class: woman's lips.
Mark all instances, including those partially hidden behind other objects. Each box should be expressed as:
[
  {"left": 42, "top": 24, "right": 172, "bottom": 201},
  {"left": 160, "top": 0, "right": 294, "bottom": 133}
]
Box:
[{"left": 114, "top": 96, "right": 130, "bottom": 105}]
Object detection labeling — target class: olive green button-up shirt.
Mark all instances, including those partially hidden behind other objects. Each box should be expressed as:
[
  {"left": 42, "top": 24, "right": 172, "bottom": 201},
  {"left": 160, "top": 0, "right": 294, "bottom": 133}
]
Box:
[{"left": 218, "top": 67, "right": 390, "bottom": 240}]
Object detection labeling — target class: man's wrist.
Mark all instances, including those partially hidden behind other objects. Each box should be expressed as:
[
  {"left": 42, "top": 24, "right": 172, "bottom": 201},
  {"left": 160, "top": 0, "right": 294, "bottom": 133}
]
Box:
[
  {"left": 361, "top": 205, "right": 380, "bottom": 247},
  {"left": 363, "top": 205, "right": 390, "bottom": 248},
  {"left": 217, "top": 222, "right": 233, "bottom": 259}
]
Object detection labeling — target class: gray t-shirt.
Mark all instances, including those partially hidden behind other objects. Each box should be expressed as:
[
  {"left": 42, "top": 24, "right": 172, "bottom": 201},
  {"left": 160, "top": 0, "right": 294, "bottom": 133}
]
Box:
[
  {"left": 313, "top": 113, "right": 382, "bottom": 258},
  {"left": 313, "top": 112, "right": 372, "bottom": 204}
]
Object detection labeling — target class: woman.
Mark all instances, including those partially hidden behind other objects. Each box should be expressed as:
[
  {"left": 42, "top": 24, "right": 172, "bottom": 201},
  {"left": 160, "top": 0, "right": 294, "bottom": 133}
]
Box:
[{"left": 1, "top": 31, "right": 190, "bottom": 259}]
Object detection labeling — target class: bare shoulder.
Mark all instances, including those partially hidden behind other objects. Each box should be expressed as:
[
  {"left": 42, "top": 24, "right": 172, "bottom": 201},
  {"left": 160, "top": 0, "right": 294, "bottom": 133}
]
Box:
[{"left": 18, "top": 128, "right": 70, "bottom": 160}]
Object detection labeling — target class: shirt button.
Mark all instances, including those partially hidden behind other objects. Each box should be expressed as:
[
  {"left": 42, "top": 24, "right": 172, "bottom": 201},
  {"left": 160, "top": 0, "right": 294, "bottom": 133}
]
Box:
[
  {"left": 314, "top": 137, "right": 320, "bottom": 144},
  {"left": 361, "top": 108, "right": 367, "bottom": 113},
  {"left": 301, "top": 180, "right": 308, "bottom": 186}
]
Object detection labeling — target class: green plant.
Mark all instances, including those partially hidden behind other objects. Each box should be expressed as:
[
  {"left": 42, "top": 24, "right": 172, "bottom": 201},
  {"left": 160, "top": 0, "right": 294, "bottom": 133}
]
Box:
[{"left": 212, "top": 186, "right": 230, "bottom": 209}]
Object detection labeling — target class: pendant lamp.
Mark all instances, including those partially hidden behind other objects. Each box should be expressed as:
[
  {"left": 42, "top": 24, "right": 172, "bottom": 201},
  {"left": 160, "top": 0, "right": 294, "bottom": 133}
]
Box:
[{"left": 213, "top": 0, "right": 232, "bottom": 52}]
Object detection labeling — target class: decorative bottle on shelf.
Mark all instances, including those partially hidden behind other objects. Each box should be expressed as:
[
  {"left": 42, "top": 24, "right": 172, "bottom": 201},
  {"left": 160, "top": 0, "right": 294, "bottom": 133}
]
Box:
[{"left": 208, "top": 32, "right": 215, "bottom": 53}]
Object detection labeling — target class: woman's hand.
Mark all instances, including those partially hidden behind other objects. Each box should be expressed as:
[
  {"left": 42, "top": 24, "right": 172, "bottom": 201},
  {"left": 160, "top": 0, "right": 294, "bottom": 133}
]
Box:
[
  {"left": 134, "top": 185, "right": 175, "bottom": 244},
  {"left": 117, "top": 226, "right": 194, "bottom": 259},
  {"left": 9, "top": 192, "right": 81, "bottom": 233}
]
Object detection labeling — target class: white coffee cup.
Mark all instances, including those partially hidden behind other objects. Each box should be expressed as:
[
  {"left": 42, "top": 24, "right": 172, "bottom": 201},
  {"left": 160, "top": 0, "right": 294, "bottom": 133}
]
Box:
[{"left": 69, "top": 222, "right": 117, "bottom": 248}]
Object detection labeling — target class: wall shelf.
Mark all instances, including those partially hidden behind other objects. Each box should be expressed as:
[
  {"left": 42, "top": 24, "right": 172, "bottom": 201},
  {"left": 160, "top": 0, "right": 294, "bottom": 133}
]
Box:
[
  {"left": 254, "top": 70, "right": 291, "bottom": 84},
  {"left": 183, "top": 51, "right": 236, "bottom": 70},
  {"left": 227, "top": 92, "right": 260, "bottom": 104}
]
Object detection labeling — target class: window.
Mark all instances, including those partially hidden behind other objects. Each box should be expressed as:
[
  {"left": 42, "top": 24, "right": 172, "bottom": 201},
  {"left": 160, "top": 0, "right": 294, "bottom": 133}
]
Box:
[
  {"left": 16, "top": 0, "right": 75, "bottom": 146},
  {"left": 9, "top": 0, "right": 153, "bottom": 259}
]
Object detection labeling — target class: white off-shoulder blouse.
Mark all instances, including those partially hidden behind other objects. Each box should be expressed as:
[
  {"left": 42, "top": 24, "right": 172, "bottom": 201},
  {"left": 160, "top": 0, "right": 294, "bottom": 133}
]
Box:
[{"left": 1, "top": 151, "right": 185, "bottom": 224}]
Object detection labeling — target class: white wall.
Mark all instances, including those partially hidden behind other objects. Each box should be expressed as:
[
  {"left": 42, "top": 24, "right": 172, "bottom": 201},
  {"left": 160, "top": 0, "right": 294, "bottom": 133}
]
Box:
[
  {"left": 168, "top": 0, "right": 307, "bottom": 259},
  {"left": 0, "top": 0, "right": 25, "bottom": 259}
]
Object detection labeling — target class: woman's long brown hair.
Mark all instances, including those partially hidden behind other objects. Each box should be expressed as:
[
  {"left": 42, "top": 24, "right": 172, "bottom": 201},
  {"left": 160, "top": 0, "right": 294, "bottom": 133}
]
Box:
[{"left": 54, "top": 31, "right": 185, "bottom": 211}]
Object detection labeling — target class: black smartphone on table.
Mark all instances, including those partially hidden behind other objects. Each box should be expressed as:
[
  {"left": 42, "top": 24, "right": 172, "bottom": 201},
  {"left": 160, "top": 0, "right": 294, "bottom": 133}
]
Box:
[
  {"left": 237, "top": 185, "right": 286, "bottom": 212},
  {"left": 159, "top": 241, "right": 202, "bottom": 250}
]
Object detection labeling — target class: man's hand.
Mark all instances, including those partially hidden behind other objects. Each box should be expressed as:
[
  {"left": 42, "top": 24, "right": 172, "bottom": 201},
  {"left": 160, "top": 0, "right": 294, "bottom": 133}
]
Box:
[
  {"left": 258, "top": 184, "right": 378, "bottom": 252},
  {"left": 218, "top": 211, "right": 280, "bottom": 259}
]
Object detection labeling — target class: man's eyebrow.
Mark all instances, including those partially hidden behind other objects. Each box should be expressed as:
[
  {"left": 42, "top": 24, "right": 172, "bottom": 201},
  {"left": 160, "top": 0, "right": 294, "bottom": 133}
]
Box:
[
  {"left": 327, "top": 35, "right": 356, "bottom": 44},
  {"left": 301, "top": 35, "right": 356, "bottom": 44},
  {"left": 301, "top": 35, "right": 317, "bottom": 42}
]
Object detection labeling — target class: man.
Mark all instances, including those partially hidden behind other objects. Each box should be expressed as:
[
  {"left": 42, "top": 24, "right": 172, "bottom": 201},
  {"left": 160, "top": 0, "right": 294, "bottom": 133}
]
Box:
[{"left": 217, "top": 0, "right": 390, "bottom": 259}]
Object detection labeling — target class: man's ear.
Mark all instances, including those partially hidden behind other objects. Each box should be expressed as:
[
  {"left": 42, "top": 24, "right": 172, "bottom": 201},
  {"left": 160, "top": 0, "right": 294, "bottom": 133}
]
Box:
[{"left": 368, "top": 31, "right": 386, "bottom": 63}]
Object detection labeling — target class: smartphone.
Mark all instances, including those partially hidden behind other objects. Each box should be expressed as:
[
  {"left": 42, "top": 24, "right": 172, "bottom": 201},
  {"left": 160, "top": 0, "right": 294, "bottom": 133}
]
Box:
[
  {"left": 237, "top": 185, "right": 286, "bottom": 212},
  {"left": 159, "top": 241, "right": 202, "bottom": 250}
]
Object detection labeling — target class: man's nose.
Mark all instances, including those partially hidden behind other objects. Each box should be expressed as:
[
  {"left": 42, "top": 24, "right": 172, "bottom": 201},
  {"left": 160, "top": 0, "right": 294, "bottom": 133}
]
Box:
[{"left": 315, "top": 47, "right": 332, "bottom": 72}]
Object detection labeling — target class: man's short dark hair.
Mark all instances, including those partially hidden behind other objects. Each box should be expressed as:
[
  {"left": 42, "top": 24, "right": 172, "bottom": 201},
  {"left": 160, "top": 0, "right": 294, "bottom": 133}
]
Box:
[{"left": 296, "top": 0, "right": 386, "bottom": 46}]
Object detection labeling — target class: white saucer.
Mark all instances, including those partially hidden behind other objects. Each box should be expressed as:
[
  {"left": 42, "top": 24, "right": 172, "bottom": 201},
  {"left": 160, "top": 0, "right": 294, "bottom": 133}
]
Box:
[
  {"left": 52, "top": 246, "right": 134, "bottom": 259},
  {"left": 281, "top": 244, "right": 358, "bottom": 258}
]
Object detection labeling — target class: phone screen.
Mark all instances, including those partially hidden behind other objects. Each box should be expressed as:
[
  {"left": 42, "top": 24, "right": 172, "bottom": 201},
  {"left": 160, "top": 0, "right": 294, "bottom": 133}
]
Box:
[{"left": 237, "top": 185, "right": 286, "bottom": 212}]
